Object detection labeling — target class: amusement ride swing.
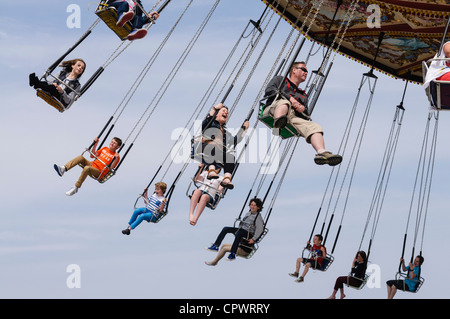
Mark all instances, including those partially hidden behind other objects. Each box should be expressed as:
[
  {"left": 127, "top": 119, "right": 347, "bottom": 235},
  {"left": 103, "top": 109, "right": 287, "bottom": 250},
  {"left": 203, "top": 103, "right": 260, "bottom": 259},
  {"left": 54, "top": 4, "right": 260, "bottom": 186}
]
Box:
[
  {"left": 388, "top": 107, "right": 440, "bottom": 294},
  {"left": 34, "top": 0, "right": 170, "bottom": 113},
  {"left": 95, "top": 0, "right": 170, "bottom": 41},
  {"left": 344, "top": 80, "right": 408, "bottom": 290},
  {"left": 393, "top": 112, "right": 438, "bottom": 294}
]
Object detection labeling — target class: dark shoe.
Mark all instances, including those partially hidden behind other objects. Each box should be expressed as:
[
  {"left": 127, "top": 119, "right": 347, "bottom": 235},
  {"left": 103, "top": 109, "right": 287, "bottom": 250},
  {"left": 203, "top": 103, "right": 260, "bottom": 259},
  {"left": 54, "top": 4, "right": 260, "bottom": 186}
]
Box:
[
  {"left": 207, "top": 169, "right": 219, "bottom": 179},
  {"left": 273, "top": 115, "right": 287, "bottom": 129},
  {"left": 122, "top": 228, "right": 131, "bottom": 235},
  {"left": 226, "top": 252, "right": 236, "bottom": 261},
  {"left": 295, "top": 276, "right": 304, "bottom": 283},
  {"left": 206, "top": 244, "right": 219, "bottom": 252},
  {"left": 314, "top": 151, "right": 342, "bottom": 166},
  {"left": 29, "top": 73, "right": 38, "bottom": 87},
  {"left": 220, "top": 178, "right": 234, "bottom": 190}
]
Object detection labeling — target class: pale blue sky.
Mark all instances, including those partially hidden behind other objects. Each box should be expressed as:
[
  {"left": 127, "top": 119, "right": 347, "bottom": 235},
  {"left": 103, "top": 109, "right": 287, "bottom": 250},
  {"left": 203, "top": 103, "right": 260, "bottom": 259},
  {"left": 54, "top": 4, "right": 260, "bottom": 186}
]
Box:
[{"left": 0, "top": 0, "right": 449, "bottom": 299}]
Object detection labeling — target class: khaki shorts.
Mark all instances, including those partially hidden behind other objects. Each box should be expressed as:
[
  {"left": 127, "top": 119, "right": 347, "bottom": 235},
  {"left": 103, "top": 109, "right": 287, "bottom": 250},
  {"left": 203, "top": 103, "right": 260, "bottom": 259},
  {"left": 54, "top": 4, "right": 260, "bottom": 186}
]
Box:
[{"left": 263, "top": 98, "right": 323, "bottom": 143}]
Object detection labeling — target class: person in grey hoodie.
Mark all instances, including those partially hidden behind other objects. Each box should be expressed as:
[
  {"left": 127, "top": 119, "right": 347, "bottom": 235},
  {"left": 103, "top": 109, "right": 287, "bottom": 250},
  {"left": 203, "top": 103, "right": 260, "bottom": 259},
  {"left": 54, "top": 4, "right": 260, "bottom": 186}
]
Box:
[
  {"left": 206, "top": 198, "right": 264, "bottom": 261},
  {"left": 29, "top": 58, "right": 85, "bottom": 109}
]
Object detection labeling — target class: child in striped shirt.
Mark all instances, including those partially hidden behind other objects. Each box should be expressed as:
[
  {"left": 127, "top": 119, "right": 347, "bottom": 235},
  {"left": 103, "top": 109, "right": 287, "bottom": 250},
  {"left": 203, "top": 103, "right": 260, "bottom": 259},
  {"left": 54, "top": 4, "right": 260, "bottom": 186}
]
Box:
[{"left": 122, "top": 182, "right": 167, "bottom": 235}]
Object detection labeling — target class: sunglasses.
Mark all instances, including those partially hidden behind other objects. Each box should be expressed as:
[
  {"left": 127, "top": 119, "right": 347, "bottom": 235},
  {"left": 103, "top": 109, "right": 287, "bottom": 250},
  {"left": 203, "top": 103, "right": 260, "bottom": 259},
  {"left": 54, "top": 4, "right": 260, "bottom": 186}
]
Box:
[{"left": 295, "top": 66, "right": 308, "bottom": 72}]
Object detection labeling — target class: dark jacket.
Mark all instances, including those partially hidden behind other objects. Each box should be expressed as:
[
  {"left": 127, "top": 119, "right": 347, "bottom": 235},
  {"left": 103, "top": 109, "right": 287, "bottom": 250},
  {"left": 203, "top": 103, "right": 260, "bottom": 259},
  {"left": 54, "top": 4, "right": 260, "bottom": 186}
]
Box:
[{"left": 265, "top": 75, "right": 309, "bottom": 118}]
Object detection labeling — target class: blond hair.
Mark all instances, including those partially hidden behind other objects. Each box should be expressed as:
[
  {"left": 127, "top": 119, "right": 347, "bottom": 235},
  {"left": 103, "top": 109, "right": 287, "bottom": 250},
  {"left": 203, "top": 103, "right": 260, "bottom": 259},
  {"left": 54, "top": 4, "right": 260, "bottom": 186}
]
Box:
[{"left": 155, "top": 182, "right": 167, "bottom": 194}]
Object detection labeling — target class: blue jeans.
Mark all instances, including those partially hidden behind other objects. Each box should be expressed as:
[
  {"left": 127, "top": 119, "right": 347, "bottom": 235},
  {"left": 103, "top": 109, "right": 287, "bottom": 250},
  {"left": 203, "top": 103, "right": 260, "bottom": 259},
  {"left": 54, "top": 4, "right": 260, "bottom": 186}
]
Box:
[
  {"left": 108, "top": 1, "right": 129, "bottom": 17},
  {"left": 128, "top": 207, "right": 157, "bottom": 229}
]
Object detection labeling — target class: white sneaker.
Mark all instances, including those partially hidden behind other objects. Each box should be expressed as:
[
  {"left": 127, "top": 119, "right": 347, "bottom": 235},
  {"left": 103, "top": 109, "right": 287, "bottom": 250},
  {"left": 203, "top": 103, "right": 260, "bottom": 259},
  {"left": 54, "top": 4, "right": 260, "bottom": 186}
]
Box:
[
  {"left": 65, "top": 186, "right": 78, "bottom": 196},
  {"left": 53, "top": 164, "right": 65, "bottom": 177}
]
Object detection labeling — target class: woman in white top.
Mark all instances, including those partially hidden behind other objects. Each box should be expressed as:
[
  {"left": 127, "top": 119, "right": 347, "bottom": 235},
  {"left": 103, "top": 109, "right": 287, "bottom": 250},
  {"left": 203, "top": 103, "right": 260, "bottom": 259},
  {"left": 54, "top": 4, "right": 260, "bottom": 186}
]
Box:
[{"left": 189, "top": 164, "right": 223, "bottom": 226}]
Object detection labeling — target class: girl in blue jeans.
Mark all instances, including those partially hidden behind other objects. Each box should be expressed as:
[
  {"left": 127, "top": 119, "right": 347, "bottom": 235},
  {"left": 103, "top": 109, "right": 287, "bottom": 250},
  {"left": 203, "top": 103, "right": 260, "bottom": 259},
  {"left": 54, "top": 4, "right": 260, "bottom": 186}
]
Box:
[{"left": 122, "top": 182, "right": 167, "bottom": 235}]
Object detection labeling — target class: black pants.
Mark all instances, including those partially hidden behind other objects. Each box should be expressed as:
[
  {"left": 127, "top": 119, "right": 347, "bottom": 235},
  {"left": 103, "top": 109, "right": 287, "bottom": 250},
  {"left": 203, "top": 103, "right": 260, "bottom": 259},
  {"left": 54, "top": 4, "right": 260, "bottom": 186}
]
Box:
[
  {"left": 30, "top": 73, "right": 61, "bottom": 98},
  {"left": 201, "top": 143, "right": 235, "bottom": 174},
  {"left": 334, "top": 276, "right": 363, "bottom": 290},
  {"left": 213, "top": 227, "right": 248, "bottom": 254}
]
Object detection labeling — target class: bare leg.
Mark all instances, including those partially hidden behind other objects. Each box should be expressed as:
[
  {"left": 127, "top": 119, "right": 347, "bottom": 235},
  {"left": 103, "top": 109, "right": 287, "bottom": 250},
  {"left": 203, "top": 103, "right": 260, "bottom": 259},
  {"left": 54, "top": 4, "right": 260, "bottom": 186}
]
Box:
[
  {"left": 309, "top": 132, "right": 326, "bottom": 154},
  {"left": 327, "top": 289, "right": 338, "bottom": 299},
  {"left": 339, "top": 287, "right": 346, "bottom": 299},
  {"left": 191, "top": 194, "right": 210, "bottom": 225},
  {"left": 189, "top": 190, "right": 202, "bottom": 225},
  {"left": 206, "top": 244, "right": 231, "bottom": 266},
  {"left": 273, "top": 103, "right": 289, "bottom": 119}
]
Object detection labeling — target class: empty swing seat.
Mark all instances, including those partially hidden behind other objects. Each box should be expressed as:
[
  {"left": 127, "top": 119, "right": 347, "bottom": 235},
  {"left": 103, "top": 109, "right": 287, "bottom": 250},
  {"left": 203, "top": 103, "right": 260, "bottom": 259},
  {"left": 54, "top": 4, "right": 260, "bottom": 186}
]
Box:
[
  {"left": 258, "top": 102, "right": 299, "bottom": 139},
  {"left": 95, "top": 1, "right": 133, "bottom": 40}
]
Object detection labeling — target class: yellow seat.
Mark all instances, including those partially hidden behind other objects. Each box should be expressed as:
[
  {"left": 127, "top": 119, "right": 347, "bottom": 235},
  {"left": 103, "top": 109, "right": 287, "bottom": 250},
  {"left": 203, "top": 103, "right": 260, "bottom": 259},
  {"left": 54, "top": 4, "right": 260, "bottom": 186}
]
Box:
[
  {"left": 95, "top": 1, "right": 133, "bottom": 41},
  {"left": 36, "top": 89, "right": 65, "bottom": 112}
]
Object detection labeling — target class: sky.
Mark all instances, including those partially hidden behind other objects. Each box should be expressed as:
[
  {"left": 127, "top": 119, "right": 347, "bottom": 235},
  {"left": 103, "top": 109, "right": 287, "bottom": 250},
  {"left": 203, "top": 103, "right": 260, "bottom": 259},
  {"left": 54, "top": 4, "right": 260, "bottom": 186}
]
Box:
[{"left": 1, "top": 0, "right": 449, "bottom": 302}]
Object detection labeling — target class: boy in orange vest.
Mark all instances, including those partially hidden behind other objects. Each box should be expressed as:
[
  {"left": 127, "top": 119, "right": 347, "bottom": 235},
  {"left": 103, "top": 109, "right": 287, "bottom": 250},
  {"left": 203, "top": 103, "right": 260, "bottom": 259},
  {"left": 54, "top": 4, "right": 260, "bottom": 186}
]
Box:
[{"left": 54, "top": 137, "right": 122, "bottom": 196}]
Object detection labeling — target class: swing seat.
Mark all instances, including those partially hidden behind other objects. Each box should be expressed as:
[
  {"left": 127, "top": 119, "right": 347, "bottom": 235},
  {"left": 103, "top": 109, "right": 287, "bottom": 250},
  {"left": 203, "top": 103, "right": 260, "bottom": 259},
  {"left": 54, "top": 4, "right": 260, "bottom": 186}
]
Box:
[
  {"left": 36, "top": 88, "right": 66, "bottom": 113},
  {"left": 258, "top": 102, "right": 299, "bottom": 139},
  {"left": 301, "top": 247, "right": 334, "bottom": 271},
  {"left": 422, "top": 59, "right": 450, "bottom": 111},
  {"left": 134, "top": 195, "right": 168, "bottom": 223},
  {"left": 206, "top": 193, "right": 221, "bottom": 210},
  {"left": 95, "top": 1, "right": 134, "bottom": 41},
  {"left": 188, "top": 190, "right": 222, "bottom": 210},
  {"left": 148, "top": 211, "right": 167, "bottom": 223},
  {"left": 345, "top": 273, "right": 369, "bottom": 290},
  {"left": 395, "top": 271, "right": 424, "bottom": 293},
  {"left": 318, "top": 253, "right": 334, "bottom": 271},
  {"left": 238, "top": 228, "right": 269, "bottom": 259},
  {"left": 79, "top": 149, "right": 117, "bottom": 183}
]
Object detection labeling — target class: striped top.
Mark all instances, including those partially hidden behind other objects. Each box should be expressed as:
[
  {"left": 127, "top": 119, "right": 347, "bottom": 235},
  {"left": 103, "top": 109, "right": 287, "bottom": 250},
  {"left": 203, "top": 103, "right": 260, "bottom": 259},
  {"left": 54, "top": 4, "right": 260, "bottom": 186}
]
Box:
[{"left": 146, "top": 193, "right": 165, "bottom": 216}]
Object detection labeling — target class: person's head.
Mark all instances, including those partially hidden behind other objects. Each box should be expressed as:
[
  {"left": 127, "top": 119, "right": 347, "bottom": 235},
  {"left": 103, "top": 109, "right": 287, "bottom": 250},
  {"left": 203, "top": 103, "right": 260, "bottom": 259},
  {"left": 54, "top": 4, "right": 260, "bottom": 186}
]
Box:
[
  {"left": 215, "top": 105, "right": 229, "bottom": 125},
  {"left": 155, "top": 181, "right": 167, "bottom": 195},
  {"left": 249, "top": 198, "right": 263, "bottom": 213},
  {"left": 313, "top": 234, "right": 323, "bottom": 245},
  {"left": 414, "top": 255, "right": 424, "bottom": 267},
  {"left": 290, "top": 61, "right": 308, "bottom": 83},
  {"left": 61, "top": 58, "right": 86, "bottom": 78},
  {"left": 109, "top": 137, "right": 122, "bottom": 152},
  {"left": 356, "top": 250, "right": 367, "bottom": 263},
  {"left": 443, "top": 42, "right": 450, "bottom": 66}
]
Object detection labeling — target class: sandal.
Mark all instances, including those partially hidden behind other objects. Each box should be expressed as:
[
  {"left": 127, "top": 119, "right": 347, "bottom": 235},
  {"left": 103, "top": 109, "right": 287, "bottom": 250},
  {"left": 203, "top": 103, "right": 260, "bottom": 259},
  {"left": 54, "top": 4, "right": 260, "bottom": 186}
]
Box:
[
  {"left": 220, "top": 176, "right": 234, "bottom": 190},
  {"left": 207, "top": 168, "right": 219, "bottom": 179},
  {"left": 273, "top": 115, "right": 287, "bottom": 129}
]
